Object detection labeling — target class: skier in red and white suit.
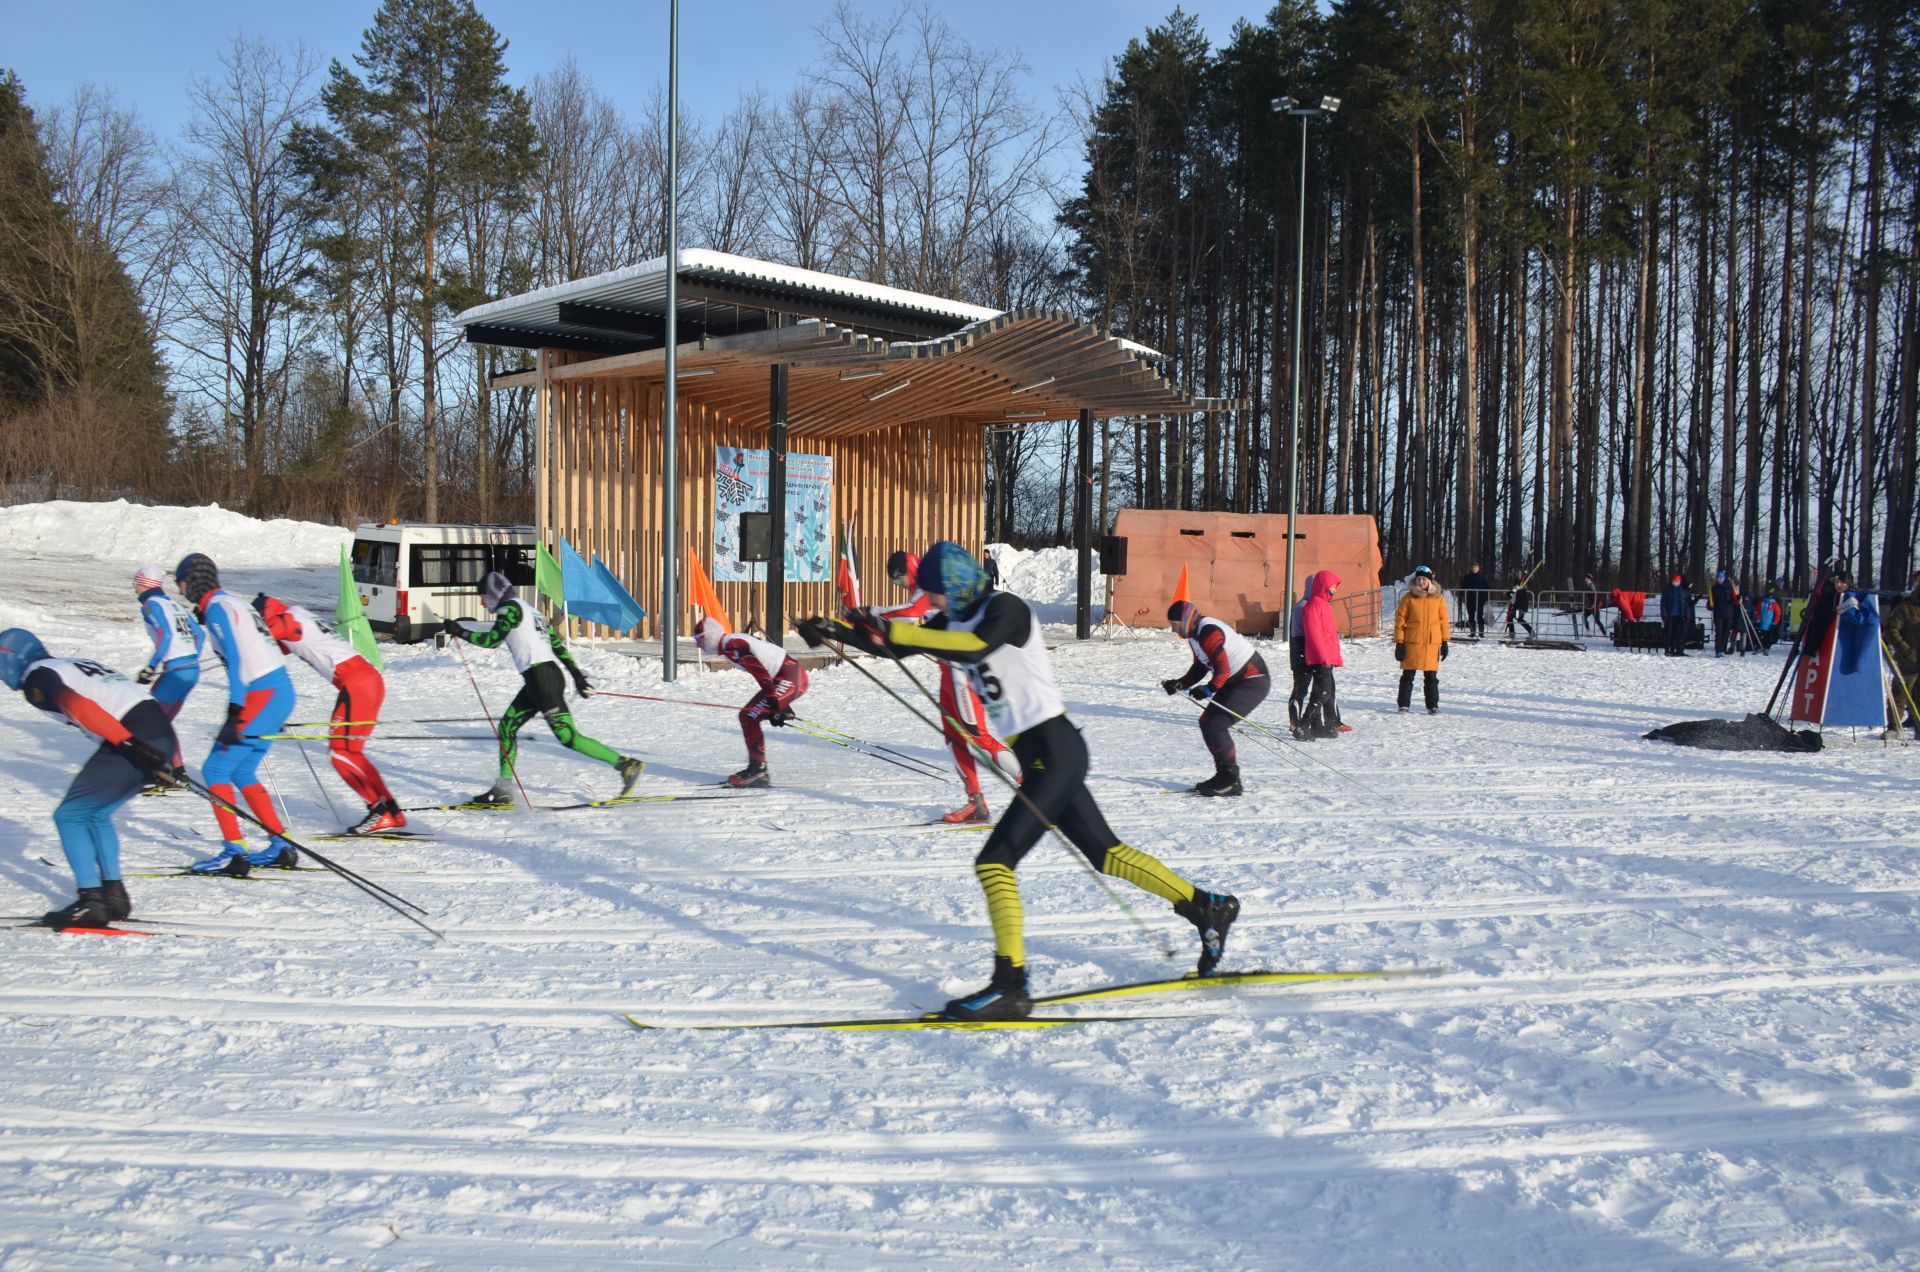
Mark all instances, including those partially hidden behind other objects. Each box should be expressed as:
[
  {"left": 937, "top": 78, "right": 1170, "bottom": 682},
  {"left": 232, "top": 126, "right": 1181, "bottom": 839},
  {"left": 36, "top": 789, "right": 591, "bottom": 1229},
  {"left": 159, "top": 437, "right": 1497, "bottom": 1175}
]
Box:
[
  {"left": 252, "top": 594, "right": 404, "bottom": 834},
  {"left": 872, "top": 550, "right": 1013, "bottom": 823},
  {"left": 694, "top": 617, "right": 810, "bottom": 789}
]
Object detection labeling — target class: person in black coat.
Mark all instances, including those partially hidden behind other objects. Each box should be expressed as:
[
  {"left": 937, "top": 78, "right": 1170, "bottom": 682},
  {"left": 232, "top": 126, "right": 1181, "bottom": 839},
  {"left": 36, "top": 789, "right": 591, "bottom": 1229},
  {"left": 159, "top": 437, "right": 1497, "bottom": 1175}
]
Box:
[
  {"left": 982, "top": 552, "right": 1001, "bottom": 591},
  {"left": 1661, "top": 573, "right": 1694, "bottom": 656},
  {"left": 1580, "top": 572, "right": 1607, "bottom": 635},
  {"left": 1459, "top": 564, "right": 1491, "bottom": 638},
  {"left": 1506, "top": 572, "right": 1535, "bottom": 639},
  {"left": 1709, "top": 568, "right": 1739, "bottom": 657}
]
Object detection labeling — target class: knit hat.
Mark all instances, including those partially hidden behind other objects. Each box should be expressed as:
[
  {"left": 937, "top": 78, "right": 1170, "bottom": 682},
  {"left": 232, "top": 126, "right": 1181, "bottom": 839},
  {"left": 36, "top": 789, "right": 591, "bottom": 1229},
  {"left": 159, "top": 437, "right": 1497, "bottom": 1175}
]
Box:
[
  {"left": 133, "top": 564, "right": 167, "bottom": 595},
  {"left": 916, "top": 542, "right": 989, "bottom": 615},
  {"left": 1167, "top": 600, "right": 1200, "bottom": 634},
  {"left": 480, "top": 570, "right": 514, "bottom": 611},
  {"left": 694, "top": 616, "right": 725, "bottom": 655},
  {"left": 0, "top": 628, "right": 49, "bottom": 691}
]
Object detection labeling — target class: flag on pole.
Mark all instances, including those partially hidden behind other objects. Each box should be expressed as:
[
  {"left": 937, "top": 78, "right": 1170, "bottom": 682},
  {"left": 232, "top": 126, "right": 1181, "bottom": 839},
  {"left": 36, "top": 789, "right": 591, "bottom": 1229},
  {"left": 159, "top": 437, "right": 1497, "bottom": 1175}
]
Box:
[
  {"left": 557, "top": 539, "right": 644, "bottom": 631},
  {"left": 335, "top": 546, "right": 384, "bottom": 670},
  {"left": 685, "top": 550, "right": 731, "bottom": 632},
  {"left": 590, "top": 555, "right": 647, "bottom": 625},
  {"left": 535, "top": 541, "right": 565, "bottom": 609},
  {"left": 1171, "top": 562, "right": 1191, "bottom": 605},
  {"left": 835, "top": 515, "right": 861, "bottom": 612}
]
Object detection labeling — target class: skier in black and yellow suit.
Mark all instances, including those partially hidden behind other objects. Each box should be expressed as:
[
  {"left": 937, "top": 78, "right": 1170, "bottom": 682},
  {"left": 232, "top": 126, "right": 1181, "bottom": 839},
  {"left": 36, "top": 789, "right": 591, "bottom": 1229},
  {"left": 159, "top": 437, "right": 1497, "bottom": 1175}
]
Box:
[{"left": 801, "top": 541, "right": 1240, "bottom": 1022}]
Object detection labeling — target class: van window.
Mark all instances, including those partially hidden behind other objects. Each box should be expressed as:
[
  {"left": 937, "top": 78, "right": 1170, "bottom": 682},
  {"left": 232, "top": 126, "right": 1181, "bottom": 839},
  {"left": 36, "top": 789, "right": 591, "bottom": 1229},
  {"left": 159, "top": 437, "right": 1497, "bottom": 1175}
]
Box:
[
  {"left": 488, "top": 544, "right": 536, "bottom": 586},
  {"left": 352, "top": 539, "right": 398, "bottom": 587},
  {"left": 410, "top": 544, "right": 493, "bottom": 590}
]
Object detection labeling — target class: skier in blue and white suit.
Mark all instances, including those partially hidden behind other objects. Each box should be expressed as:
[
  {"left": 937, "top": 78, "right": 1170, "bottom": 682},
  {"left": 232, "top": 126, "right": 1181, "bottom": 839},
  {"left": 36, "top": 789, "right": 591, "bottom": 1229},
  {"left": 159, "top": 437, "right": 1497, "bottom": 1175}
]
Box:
[
  {"left": 175, "top": 552, "right": 300, "bottom": 876},
  {"left": 133, "top": 563, "right": 203, "bottom": 728},
  {"left": 0, "top": 627, "right": 179, "bottom": 929}
]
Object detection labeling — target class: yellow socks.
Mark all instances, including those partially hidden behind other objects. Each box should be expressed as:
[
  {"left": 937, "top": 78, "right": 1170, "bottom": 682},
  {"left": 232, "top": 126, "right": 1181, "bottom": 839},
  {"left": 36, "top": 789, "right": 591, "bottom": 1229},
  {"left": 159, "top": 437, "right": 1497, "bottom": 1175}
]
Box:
[
  {"left": 974, "top": 862, "right": 1025, "bottom": 965},
  {"left": 1101, "top": 843, "right": 1196, "bottom": 904}
]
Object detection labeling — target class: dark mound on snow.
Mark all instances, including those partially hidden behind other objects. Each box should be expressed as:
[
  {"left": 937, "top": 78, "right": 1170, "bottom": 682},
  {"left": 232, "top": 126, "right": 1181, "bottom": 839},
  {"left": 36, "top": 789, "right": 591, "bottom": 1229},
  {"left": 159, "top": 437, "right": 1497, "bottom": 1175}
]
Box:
[{"left": 1644, "top": 712, "right": 1823, "bottom": 753}]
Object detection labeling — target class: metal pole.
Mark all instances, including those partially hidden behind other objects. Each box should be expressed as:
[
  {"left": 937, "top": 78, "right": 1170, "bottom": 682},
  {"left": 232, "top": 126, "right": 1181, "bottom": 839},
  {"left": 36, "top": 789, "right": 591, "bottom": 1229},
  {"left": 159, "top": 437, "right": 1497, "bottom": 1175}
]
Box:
[
  {"left": 1284, "top": 112, "right": 1309, "bottom": 616},
  {"left": 767, "top": 364, "right": 789, "bottom": 643},
  {"left": 661, "top": 0, "right": 680, "bottom": 681},
  {"left": 1075, "top": 408, "right": 1093, "bottom": 639}
]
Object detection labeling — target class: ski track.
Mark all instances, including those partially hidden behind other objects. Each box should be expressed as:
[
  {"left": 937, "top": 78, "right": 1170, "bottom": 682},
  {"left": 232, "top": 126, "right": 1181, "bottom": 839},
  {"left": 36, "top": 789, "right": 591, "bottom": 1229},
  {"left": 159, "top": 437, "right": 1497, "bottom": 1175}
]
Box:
[{"left": 3, "top": 529, "right": 1920, "bottom": 1268}]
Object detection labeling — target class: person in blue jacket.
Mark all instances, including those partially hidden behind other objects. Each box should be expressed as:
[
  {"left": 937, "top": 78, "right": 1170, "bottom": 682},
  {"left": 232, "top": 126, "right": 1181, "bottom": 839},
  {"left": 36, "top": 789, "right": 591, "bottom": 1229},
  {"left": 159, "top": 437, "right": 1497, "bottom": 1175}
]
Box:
[
  {"left": 175, "top": 552, "right": 301, "bottom": 876},
  {"left": 133, "top": 562, "right": 204, "bottom": 721},
  {"left": 1660, "top": 573, "right": 1694, "bottom": 657}
]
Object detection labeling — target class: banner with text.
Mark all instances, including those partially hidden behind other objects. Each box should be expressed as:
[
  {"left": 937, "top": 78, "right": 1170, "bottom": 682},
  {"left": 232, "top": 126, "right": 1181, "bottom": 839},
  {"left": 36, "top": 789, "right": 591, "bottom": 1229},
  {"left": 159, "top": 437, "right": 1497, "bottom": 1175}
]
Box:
[{"left": 713, "top": 446, "right": 834, "bottom": 582}]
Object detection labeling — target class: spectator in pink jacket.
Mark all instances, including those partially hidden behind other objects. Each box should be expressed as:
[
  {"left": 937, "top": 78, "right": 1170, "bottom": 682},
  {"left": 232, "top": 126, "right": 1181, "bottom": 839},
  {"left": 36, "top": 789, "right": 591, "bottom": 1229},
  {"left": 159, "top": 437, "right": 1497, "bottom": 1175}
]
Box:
[{"left": 1296, "top": 570, "right": 1345, "bottom": 739}]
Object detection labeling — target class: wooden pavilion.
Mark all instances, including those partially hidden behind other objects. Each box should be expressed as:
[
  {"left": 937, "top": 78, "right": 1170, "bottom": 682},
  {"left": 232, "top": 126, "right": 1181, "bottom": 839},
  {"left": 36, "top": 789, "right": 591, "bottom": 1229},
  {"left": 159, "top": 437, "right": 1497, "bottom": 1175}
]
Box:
[{"left": 454, "top": 250, "right": 1219, "bottom": 641}]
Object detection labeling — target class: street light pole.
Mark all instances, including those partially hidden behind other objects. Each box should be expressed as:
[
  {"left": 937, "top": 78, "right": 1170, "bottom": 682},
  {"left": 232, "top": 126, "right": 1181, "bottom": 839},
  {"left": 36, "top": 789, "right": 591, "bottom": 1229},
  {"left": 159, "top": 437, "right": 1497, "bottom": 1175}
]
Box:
[{"left": 1272, "top": 94, "right": 1339, "bottom": 623}]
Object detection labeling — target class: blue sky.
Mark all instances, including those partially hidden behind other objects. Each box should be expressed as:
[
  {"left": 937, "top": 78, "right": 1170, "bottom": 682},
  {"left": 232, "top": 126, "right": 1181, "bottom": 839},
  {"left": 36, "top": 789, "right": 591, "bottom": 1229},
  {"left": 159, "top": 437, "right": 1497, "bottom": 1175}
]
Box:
[{"left": 9, "top": 1, "right": 1269, "bottom": 142}]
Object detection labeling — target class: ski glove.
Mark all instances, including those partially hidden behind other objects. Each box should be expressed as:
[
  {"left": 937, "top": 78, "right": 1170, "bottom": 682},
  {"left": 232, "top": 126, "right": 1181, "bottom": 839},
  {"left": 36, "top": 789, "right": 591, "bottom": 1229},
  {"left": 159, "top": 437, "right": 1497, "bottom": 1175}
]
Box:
[
  {"left": 1161, "top": 677, "right": 1183, "bottom": 695},
  {"left": 135, "top": 666, "right": 158, "bottom": 686},
  {"left": 1440, "top": 641, "right": 1450, "bottom": 661},
  {"left": 440, "top": 618, "right": 465, "bottom": 638},
  {"left": 769, "top": 705, "right": 795, "bottom": 728},
  {"left": 1188, "top": 683, "right": 1215, "bottom": 702},
  {"left": 796, "top": 616, "right": 834, "bottom": 649},
  {"left": 1394, "top": 642, "right": 1407, "bottom": 662},
  {"left": 571, "top": 672, "right": 594, "bottom": 698},
  {"left": 119, "top": 737, "right": 173, "bottom": 773},
  {"left": 216, "top": 702, "right": 246, "bottom": 747}
]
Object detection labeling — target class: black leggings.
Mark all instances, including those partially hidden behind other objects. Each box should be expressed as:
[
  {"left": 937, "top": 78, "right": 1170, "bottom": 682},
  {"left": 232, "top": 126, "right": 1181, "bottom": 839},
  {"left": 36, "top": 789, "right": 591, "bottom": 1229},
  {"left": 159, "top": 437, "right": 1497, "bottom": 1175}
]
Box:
[
  {"left": 1199, "top": 655, "right": 1271, "bottom": 768},
  {"left": 976, "top": 716, "right": 1116, "bottom": 872}
]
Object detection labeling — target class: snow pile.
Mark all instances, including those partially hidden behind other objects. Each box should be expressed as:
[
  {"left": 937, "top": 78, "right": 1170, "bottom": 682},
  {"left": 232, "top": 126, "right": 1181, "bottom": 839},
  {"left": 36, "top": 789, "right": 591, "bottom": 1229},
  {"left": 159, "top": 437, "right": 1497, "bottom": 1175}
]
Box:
[
  {"left": 0, "top": 499, "right": 350, "bottom": 568},
  {"left": 985, "top": 542, "right": 1105, "bottom": 606}
]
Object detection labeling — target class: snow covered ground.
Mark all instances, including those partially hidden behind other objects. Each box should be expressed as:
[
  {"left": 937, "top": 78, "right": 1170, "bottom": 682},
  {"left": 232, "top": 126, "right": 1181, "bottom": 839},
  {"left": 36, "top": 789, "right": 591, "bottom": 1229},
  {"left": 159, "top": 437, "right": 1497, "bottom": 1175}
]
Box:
[{"left": 2, "top": 502, "right": 1918, "bottom": 1269}]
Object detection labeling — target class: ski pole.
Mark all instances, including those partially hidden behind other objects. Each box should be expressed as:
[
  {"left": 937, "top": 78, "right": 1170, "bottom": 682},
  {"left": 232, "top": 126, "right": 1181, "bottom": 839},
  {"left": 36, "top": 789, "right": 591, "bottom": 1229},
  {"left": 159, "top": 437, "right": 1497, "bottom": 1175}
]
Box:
[
  {"left": 1157, "top": 690, "right": 1316, "bottom": 778},
  {"left": 784, "top": 718, "right": 948, "bottom": 779},
  {"left": 285, "top": 721, "right": 376, "bottom": 729},
  {"left": 446, "top": 637, "right": 535, "bottom": 815},
  {"left": 1177, "top": 690, "right": 1384, "bottom": 797},
  {"left": 292, "top": 738, "right": 343, "bottom": 823},
  {"left": 166, "top": 772, "right": 444, "bottom": 940},
  {"left": 589, "top": 690, "right": 738, "bottom": 711},
  {"left": 813, "top": 636, "right": 1176, "bottom": 961},
  {"left": 791, "top": 716, "right": 950, "bottom": 777}
]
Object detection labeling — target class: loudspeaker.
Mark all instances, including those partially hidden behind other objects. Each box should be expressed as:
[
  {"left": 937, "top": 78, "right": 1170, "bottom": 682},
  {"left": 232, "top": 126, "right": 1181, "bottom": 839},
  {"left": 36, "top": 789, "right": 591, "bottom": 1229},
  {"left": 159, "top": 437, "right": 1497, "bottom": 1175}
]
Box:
[
  {"left": 1098, "top": 535, "right": 1128, "bottom": 576},
  {"left": 738, "top": 512, "right": 771, "bottom": 563}
]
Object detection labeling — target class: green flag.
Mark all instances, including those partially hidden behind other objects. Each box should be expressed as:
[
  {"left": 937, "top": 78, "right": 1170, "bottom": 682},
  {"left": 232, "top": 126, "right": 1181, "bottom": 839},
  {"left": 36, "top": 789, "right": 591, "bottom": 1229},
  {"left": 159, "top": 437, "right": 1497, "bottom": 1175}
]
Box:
[
  {"left": 537, "top": 541, "right": 566, "bottom": 608},
  {"left": 336, "top": 545, "right": 384, "bottom": 670}
]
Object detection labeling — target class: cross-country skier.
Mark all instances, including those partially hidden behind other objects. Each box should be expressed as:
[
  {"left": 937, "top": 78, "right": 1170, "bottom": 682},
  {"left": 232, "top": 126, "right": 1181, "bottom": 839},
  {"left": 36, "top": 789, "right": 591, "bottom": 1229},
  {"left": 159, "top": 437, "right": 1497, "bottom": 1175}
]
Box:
[
  {"left": 442, "top": 571, "right": 643, "bottom": 806},
  {"left": 0, "top": 628, "right": 179, "bottom": 928},
  {"left": 799, "top": 541, "right": 1240, "bottom": 1022},
  {"left": 175, "top": 552, "right": 301, "bottom": 876},
  {"left": 693, "top": 616, "right": 809, "bottom": 788},
  {"left": 871, "top": 549, "right": 1012, "bottom": 822},
  {"left": 1393, "top": 565, "right": 1450, "bottom": 714},
  {"left": 253, "top": 594, "right": 404, "bottom": 834},
  {"left": 1161, "top": 599, "right": 1269, "bottom": 796},
  {"left": 133, "top": 563, "right": 203, "bottom": 724}
]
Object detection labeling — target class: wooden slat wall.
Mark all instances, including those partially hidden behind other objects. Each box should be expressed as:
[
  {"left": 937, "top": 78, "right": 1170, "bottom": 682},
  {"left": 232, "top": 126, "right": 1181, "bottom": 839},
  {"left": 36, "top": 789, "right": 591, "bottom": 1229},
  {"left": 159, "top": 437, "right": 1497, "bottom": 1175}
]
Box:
[{"left": 538, "top": 363, "right": 986, "bottom": 639}]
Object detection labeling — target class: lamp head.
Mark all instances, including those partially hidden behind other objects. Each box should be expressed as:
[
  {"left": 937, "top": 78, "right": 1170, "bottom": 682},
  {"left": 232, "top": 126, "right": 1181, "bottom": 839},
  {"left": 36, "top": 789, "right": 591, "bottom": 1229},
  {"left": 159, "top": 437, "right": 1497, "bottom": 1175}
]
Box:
[
  {"left": 1320, "top": 96, "right": 1342, "bottom": 113},
  {"left": 1272, "top": 96, "right": 1295, "bottom": 112}
]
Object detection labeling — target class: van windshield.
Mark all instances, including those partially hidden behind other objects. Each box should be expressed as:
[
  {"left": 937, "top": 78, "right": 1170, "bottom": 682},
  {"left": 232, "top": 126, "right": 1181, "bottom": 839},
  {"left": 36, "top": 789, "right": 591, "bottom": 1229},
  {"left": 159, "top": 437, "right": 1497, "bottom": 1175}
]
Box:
[{"left": 351, "top": 540, "right": 398, "bottom": 587}]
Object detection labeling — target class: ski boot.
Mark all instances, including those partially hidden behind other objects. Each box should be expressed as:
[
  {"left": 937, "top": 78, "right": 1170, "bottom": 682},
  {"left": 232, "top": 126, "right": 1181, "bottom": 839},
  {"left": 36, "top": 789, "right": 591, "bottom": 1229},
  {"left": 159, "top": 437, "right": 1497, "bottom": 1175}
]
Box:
[
  {"left": 468, "top": 785, "right": 516, "bottom": 808},
  {"left": 940, "top": 792, "right": 990, "bottom": 824},
  {"left": 727, "top": 762, "right": 770, "bottom": 789},
  {"left": 1194, "top": 765, "right": 1242, "bottom": 798},
  {"left": 615, "top": 756, "right": 647, "bottom": 798},
  {"left": 188, "top": 842, "right": 251, "bottom": 877},
  {"left": 99, "top": 879, "right": 132, "bottom": 922},
  {"left": 38, "top": 887, "right": 112, "bottom": 930},
  {"left": 246, "top": 835, "right": 300, "bottom": 869},
  {"left": 1174, "top": 889, "right": 1240, "bottom": 976},
  {"left": 347, "top": 801, "right": 408, "bottom": 835},
  {"left": 939, "top": 956, "right": 1033, "bottom": 1021}
]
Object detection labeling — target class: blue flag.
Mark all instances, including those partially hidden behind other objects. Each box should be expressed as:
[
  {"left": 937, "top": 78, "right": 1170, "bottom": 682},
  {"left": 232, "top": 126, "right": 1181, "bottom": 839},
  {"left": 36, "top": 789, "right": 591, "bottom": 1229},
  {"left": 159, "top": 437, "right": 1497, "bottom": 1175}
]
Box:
[
  {"left": 591, "top": 555, "right": 647, "bottom": 627},
  {"left": 558, "top": 537, "right": 644, "bottom": 631}
]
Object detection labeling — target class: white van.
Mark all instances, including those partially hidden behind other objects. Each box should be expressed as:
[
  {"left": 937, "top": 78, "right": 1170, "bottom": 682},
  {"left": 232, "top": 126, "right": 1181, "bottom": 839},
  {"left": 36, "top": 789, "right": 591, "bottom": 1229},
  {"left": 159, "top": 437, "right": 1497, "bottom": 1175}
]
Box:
[{"left": 349, "top": 523, "right": 537, "bottom": 642}]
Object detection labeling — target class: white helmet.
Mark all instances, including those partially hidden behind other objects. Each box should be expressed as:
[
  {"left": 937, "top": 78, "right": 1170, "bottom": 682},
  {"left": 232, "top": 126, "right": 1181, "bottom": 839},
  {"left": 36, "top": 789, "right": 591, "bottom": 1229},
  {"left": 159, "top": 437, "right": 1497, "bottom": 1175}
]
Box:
[{"left": 694, "top": 617, "right": 725, "bottom": 655}]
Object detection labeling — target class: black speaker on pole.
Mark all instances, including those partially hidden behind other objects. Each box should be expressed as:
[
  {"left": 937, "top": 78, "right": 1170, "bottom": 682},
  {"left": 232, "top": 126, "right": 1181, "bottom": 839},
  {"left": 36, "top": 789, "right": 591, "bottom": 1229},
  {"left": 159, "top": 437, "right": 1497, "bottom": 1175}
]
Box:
[
  {"left": 738, "top": 512, "right": 771, "bottom": 563},
  {"left": 1097, "top": 535, "right": 1128, "bottom": 576}
]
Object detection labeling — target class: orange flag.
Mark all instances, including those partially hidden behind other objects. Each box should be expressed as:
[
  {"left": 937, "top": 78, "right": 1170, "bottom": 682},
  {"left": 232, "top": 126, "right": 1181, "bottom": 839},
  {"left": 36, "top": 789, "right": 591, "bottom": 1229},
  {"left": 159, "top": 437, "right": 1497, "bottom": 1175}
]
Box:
[
  {"left": 685, "top": 551, "right": 732, "bottom": 632},
  {"left": 1171, "top": 562, "right": 1191, "bottom": 605}
]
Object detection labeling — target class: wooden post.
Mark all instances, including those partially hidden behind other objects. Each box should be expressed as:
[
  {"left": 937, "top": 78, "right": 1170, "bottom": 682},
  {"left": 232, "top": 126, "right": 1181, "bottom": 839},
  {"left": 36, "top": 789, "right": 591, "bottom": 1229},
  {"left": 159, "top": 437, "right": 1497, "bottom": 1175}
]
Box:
[{"left": 767, "top": 363, "right": 789, "bottom": 642}]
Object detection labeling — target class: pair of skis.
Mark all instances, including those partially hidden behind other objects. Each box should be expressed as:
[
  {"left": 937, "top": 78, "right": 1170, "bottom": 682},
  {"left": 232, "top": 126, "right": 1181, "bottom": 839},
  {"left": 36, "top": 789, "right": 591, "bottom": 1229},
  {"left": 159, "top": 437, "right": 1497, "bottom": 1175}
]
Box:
[{"left": 623, "top": 966, "right": 1438, "bottom": 1031}]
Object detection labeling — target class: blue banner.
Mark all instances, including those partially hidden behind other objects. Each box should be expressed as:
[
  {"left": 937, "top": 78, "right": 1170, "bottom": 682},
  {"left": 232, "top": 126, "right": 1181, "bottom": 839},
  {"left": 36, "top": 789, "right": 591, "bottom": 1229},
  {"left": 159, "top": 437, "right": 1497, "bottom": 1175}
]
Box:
[{"left": 559, "top": 537, "right": 645, "bottom": 631}]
